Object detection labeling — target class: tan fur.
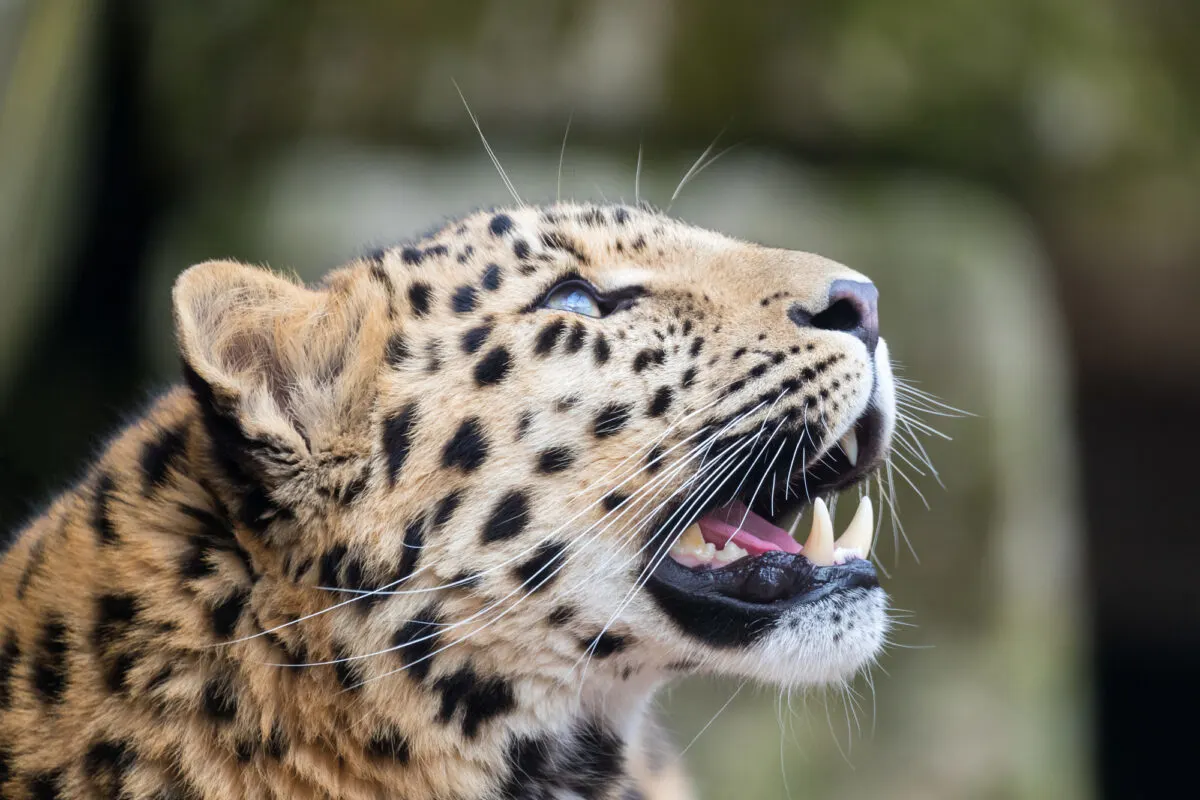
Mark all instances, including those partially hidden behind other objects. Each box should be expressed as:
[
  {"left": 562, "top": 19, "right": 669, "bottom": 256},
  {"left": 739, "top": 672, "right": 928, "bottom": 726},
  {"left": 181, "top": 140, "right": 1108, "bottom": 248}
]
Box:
[{"left": 0, "top": 203, "right": 889, "bottom": 798}]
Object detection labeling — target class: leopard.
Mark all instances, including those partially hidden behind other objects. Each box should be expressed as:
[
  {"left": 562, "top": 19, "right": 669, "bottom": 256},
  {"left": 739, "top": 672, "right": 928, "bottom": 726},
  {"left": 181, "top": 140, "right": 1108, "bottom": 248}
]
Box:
[{"left": 0, "top": 201, "right": 897, "bottom": 799}]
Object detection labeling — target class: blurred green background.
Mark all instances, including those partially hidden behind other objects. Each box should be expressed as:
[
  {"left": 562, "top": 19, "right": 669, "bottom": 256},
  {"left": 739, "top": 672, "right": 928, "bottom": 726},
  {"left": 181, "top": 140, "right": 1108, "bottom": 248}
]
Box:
[{"left": 2, "top": 1, "right": 1196, "bottom": 797}]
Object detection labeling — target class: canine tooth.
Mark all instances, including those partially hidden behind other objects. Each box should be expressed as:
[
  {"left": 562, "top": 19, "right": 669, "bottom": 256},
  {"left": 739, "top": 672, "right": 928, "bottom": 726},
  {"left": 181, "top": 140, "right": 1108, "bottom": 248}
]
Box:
[
  {"left": 803, "top": 498, "right": 835, "bottom": 566},
  {"left": 833, "top": 496, "right": 873, "bottom": 558},
  {"left": 840, "top": 429, "right": 859, "bottom": 467},
  {"left": 671, "top": 524, "right": 717, "bottom": 563},
  {"left": 676, "top": 523, "right": 705, "bottom": 551}
]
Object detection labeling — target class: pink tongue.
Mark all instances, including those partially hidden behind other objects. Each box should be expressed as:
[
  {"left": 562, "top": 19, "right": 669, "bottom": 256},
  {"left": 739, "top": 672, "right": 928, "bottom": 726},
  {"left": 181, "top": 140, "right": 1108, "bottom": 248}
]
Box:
[{"left": 696, "top": 501, "right": 802, "bottom": 556}]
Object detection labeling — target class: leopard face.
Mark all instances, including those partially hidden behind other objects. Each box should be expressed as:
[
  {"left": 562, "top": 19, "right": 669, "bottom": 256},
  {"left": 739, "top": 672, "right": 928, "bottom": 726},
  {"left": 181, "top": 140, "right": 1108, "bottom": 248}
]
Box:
[{"left": 175, "top": 201, "right": 894, "bottom": 695}]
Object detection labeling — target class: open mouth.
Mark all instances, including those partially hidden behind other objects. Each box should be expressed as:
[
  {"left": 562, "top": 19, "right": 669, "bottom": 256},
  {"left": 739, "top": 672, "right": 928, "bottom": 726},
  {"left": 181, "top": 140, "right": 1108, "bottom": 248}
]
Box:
[{"left": 646, "top": 406, "right": 887, "bottom": 627}]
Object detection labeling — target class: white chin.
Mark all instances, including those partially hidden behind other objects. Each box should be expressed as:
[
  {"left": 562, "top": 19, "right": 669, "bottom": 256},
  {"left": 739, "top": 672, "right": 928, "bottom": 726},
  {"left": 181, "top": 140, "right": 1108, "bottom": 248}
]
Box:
[{"left": 710, "top": 586, "right": 890, "bottom": 688}]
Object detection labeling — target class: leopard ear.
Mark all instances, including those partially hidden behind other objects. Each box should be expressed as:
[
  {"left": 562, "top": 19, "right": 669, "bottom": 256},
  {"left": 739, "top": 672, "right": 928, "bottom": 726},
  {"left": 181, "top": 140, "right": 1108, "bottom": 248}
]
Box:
[{"left": 173, "top": 260, "right": 385, "bottom": 475}]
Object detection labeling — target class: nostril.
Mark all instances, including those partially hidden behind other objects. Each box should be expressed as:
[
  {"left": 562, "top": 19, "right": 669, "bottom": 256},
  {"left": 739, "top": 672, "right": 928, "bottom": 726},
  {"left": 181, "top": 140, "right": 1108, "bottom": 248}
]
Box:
[
  {"left": 789, "top": 279, "right": 880, "bottom": 351},
  {"left": 810, "top": 298, "right": 861, "bottom": 332}
]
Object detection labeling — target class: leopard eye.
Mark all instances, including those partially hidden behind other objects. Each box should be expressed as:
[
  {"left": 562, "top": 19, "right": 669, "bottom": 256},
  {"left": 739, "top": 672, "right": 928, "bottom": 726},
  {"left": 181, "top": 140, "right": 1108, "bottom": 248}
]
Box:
[{"left": 543, "top": 280, "right": 603, "bottom": 318}]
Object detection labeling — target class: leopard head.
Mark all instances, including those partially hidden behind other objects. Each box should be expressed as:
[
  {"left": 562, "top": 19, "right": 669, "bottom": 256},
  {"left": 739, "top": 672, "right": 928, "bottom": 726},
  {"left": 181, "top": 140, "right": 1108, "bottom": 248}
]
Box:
[{"left": 173, "top": 202, "right": 894, "bottom": 704}]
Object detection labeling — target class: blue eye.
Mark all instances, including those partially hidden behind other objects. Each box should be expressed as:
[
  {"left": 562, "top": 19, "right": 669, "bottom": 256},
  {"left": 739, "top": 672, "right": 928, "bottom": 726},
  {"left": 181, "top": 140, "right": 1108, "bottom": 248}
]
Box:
[{"left": 544, "top": 283, "right": 603, "bottom": 317}]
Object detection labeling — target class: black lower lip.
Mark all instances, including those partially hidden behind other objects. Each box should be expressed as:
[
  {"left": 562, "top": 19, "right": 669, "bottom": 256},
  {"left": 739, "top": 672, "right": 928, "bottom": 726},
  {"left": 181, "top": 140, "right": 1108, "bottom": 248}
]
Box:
[{"left": 646, "top": 554, "right": 879, "bottom": 648}]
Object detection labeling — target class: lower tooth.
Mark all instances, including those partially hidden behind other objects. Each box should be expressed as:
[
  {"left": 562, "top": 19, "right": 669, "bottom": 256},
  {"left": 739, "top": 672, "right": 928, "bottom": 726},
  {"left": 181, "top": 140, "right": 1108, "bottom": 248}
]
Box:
[{"left": 713, "top": 541, "right": 748, "bottom": 565}]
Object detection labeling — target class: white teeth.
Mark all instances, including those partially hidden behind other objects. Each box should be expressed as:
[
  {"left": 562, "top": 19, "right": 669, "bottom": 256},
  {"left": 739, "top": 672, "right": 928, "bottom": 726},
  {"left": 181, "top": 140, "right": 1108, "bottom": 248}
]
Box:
[
  {"left": 832, "top": 496, "right": 873, "bottom": 564},
  {"left": 803, "top": 498, "right": 835, "bottom": 566},
  {"left": 669, "top": 523, "right": 751, "bottom": 567},
  {"left": 670, "top": 523, "right": 713, "bottom": 561},
  {"left": 840, "top": 429, "right": 859, "bottom": 467},
  {"left": 712, "top": 540, "right": 750, "bottom": 565}
]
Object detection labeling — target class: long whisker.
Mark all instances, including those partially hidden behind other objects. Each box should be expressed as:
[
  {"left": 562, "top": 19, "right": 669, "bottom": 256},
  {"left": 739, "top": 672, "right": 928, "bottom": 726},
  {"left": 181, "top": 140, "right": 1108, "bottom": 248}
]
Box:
[
  {"left": 556, "top": 111, "right": 573, "bottom": 205},
  {"left": 666, "top": 124, "right": 729, "bottom": 213},
  {"left": 452, "top": 78, "right": 522, "bottom": 205},
  {"left": 634, "top": 140, "right": 644, "bottom": 207}
]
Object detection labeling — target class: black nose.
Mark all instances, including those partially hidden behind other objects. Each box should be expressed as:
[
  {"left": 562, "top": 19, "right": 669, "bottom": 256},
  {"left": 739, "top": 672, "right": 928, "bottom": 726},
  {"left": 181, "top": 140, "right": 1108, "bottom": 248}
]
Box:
[{"left": 787, "top": 279, "right": 879, "bottom": 352}]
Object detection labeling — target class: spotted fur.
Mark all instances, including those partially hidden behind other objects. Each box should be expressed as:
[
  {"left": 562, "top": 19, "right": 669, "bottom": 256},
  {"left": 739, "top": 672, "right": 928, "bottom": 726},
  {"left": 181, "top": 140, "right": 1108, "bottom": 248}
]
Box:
[{"left": 0, "top": 203, "right": 894, "bottom": 799}]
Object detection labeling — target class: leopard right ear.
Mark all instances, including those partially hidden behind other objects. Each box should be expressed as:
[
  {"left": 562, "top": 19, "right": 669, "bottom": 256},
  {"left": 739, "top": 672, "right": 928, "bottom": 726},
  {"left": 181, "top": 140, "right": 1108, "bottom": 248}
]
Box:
[{"left": 173, "top": 260, "right": 387, "bottom": 502}]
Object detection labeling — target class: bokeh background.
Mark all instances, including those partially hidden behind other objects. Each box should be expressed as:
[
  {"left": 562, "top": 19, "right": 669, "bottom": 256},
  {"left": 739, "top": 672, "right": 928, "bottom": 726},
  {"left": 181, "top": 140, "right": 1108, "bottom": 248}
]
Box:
[{"left": 2, "top": 1, "right": 1197, "bottom": 797}]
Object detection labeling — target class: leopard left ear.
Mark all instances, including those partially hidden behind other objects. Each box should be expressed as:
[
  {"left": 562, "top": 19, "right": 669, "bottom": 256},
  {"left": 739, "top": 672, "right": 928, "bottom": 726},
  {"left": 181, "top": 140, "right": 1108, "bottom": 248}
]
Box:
[{"left": 173, "top": 260, "right": 386, "bottom": 487}]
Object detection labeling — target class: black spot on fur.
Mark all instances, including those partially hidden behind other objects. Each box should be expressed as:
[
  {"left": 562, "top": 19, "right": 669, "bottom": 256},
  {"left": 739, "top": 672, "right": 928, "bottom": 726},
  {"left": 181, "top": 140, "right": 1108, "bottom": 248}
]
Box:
[
  {"left": 565, "top": 321, "right": 587, "bottom": 353},
  {"left": 593, "top": 403, "right": 633, "bottom": 438},
  {"left": 332, "top": 643, "right": 363, "bottom": 692},
  {"left": 319, "top": 544, "right": 348, "bottom": 588},
  {"left": 501, "top": 735, "right": 553, "bottom": 798},
  {"left": 452, "top": 285, "right": 479, "bottom": 313},
  {"left": 461, "top": 324, "right": 491, "bottom": 353},
  {"left": 442, "top": 418, "right": 489, "bottom": 472},
  {"left": 593, "top": 334, "right": 611, "bottom": 365},
  {"left": 32, "top": 617, "right": 68, "bottom": 705},
  {"left": 514, "top": 542, "right": 568, "bottom": 593},
  {"left": 632, "top": 348, "right": 666, "bottom": 373},
  {"left": 210, "top": 589, "right": 249, "bottom": 639},
  {"left": 490, "top": 214, "right": 514, "bottom": 236},
  {"left": 401, "top": 246, "right": 424, "bottom": 265},
  {"left": 689, "top": 337, "right": 705, "bottom": 357},
  {"left": 367, "top": 726, "right": 411, "bottom": 762},
  {"left": 588, "top": 632, "right": 630, "bottom": 658},
  {"left": 601, "top": 492, "right": 628, "bottom": 512},
  {"left": 560, "top": 720, "right": 625, "bottom": 797},
  {"left": 202, "top": 673, "right": 239, "bottom": 722},
  {"left": 535, "top": 319, "right": 567, "bottom": 356},
  {"left": 338, "top": 471, "right": 368, "bottom": 505},
  {"left": 482, "top": 263, "right": 503, "bottom": 290},
  {"left": 369, "top": 263, "right": 397, "bottom": 318},
  {"left": 0, "top": 631, "right": 19, "bottom": 711},
  {"left": 83, "top": 739, "right": 135, "bottom": 797},
  {"left": 513, "top": 239, "right": 531, "bottom": 260},
  {"left": 537, "top": 446, "right": 576, "bottom": 474},
  {"left": 482, "top": 491, "right": 530, "bottom": 543},
  {"left": 391, "top": 604, "right": 442, "bottom": 682},
  {"left": 385, "top": 332, "right": 410, "bottom": 366},
  {"left": 180, "top": 537, "right": 216, "bottom": 579},
  {"left": 645, "top": 444, "right": 666, "bottom": 474},
  {"left": 424, "top": 244, "right": 449, "bottom": 260},
  {"left": 17, "top": 536, "right": 46, "bottom": 600},
  {"left": 265, "top": 723, "right": 289, "bottom": 759},
  {"left": 540, "top": 231, "right": 590, "bottom": 265},
  {"left": 408, "top": 282, "right": 433, "bottom": 316},
  {"left": 548, "top": 606, "right": 577, "bottom": 627},
  {"left": 648, "top": 386, "right": 674, "bottom": 417},
  {"left": 383, "top": 403, "right": 418, "bottom": 484},
  {"left": 680, "top": 367, "right": 698, "bottom": 388},
  {"left": 27, "top": 770, "right": 65, "bottom": 800},
  {"left": 105, "top": 652, "right": 137, "bottom": 694},
  {"left": 93, "top": 473, "right": 118, "bottom": 545},
  {"left": 433, "top": 490, "right": 463, "bottom": 530},
  {"left": 516, "top": 410, "right": 535, "bottom": 440},
  {"left": 424, "top": 339, "right": 442, "bottom": 373},
  {"left": 474, "top": 345, "right": 512, "bottom": 386},
  {"left": 394, "top": 520, "right": 423, "bottom": 585},
  {"left": 93, "top": 593, "right": 138, "bottom": 649},
  {"left": 434, "top": 665, "right": 517, "bottom": 739},
  {"left": 141, "top": 426, "right": 186, "bottom": 494}
]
